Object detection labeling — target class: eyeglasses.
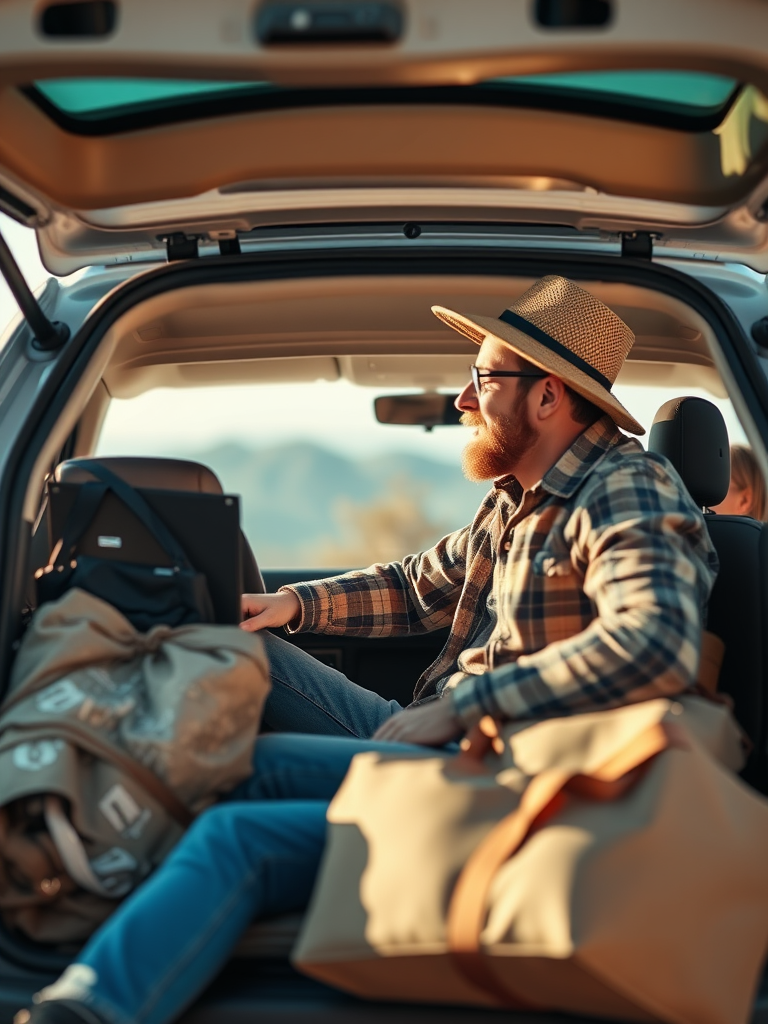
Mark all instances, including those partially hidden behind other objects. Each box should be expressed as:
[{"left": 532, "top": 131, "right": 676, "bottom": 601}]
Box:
[{"left": 470, "top": 365, "right": 547, "bottom": 396}]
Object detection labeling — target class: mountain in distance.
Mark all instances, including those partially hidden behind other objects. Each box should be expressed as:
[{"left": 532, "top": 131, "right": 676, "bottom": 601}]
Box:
[{"left": 190, "top": 440, "right": 488, "bottom": 568}]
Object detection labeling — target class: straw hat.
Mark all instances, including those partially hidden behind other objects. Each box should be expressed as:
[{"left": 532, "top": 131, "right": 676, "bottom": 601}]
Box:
[{"left": 432, "top": 275, "right": 643, "bottom": 435}]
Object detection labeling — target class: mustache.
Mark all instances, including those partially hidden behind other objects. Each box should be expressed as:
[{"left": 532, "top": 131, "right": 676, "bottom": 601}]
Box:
[{"left": 460, "top": 411, "right": 485, "bottom": 428}]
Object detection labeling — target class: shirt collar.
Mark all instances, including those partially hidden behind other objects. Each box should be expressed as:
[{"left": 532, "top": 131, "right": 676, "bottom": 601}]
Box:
[
  {"left": 539, "top": 415, "right": 627, "bottom": 499},
  {"left": 493, "top": 415, "right": 628, "bottom": 503}
]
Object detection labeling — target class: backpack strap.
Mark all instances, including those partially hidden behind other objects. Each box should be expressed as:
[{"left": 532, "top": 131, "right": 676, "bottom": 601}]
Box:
[
  {"left": 44, "top": 796, "right": 120, "bottom": 898},
  {"left": 55, "top": 461, "right": 193, "bottom": 570},
  {"left": 52, "top": 480, "right": 109, "bottom": 563}
]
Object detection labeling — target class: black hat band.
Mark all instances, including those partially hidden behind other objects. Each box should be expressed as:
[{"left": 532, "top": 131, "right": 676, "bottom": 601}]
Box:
[{"left": 498, "top": 309, "right": 612, "bottom": 393}]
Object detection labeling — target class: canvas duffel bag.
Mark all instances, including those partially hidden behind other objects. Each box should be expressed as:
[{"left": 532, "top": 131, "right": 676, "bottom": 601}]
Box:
[
  {"left": 293, "top": 696, "right": 768, "bottom": 1024},
  {"left": 0, "top": 588, "right": 270, "bottom": 943}
]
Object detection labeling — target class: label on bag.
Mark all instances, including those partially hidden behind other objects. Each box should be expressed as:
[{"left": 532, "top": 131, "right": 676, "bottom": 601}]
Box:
[
  {"left": 13, "top": 740, "right": 64, "bottom": 771},
  {"left": 99, "top": 784, "right": 143, "bottom": 833},
  {"left": 35, "top": 679, "right": 85, "bottom": 714}
]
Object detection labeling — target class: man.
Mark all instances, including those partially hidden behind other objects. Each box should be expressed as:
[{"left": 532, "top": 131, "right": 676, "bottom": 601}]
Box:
[
  {"left": 20, "top": 276, "right": 718, "bottom": 1024},
  {"left": 248, "top": 274, "right": 718, "bottom": 746}
]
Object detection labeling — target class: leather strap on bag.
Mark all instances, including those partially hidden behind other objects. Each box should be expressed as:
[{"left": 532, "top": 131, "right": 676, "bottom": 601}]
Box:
[
  {"left": 447, "top": 717, "right": 676, "bottom": 1007},
  {"left": 1, "top": 720, "right": 193, "bottom": 827}
]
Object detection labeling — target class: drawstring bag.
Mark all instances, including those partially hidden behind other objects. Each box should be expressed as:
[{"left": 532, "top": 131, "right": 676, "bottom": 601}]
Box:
[
  {"left": 35, "top": 461, "right": 214, "bottom": 632},
  {"left": 0, "top": 589, "right": 270, "bottom": 942}
]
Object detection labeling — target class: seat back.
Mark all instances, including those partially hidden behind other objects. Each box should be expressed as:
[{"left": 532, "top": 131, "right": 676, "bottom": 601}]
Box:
[
  {"left": 54, "top": 456, "right": 265, "bottom": 595},
  {"left": 648, "top": 397, "right": 768, "bottom": 781}
]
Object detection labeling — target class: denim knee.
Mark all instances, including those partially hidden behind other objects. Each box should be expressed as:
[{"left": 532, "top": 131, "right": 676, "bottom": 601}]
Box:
[{"left": 170, "top": 804, "right": 257, "bottom": 883}]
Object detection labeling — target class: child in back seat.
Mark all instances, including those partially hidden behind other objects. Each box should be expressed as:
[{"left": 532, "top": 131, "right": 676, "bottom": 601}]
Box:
[{"left": 711, "top": 444, "right": 768, "bottom": 520}]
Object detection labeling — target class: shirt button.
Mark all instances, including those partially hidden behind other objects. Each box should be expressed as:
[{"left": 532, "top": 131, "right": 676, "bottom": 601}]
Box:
[{"left": 503, "top": 541, "right": 511, "bottom": 551}]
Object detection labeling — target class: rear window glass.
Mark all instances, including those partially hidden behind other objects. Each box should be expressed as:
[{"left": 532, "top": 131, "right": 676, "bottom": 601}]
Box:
[
  {"left": 95, "top": 378, "right": 746, "bottom": 570},
  {"left": 489, "top": 70, "right": 737, "bottom": 111},
  {"left": 29, "top": 69, "right": 739, "bottom": 131},
  {"left": 33, "top": 78, "right": 273, "bottom": 115}
]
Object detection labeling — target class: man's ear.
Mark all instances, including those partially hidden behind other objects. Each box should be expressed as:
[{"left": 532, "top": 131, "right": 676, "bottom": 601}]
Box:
[{"left": 534, "top": 376, "right": 567, "bottom": 421}]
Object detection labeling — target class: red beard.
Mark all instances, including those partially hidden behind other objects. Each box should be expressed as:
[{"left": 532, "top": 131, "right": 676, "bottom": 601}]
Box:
[{"left": 460, "top": 409, "right": 539, "bottom": 482}]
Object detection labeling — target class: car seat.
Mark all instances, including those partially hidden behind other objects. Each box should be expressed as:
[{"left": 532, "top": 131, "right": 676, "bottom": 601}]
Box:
[
  {"left": 53, "top": 456, "right": 265, "bottom": 595},
  {"left": 648, "top": 397, "right": 768, "bottom": 788}
]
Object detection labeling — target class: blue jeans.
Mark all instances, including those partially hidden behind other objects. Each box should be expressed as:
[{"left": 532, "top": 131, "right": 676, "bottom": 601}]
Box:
[
  {"left": 260, "top": 631, "right": 404, "bottom": 737},
  {"left": 35, "top": 733, "right": 431, "bottom": 1024}
]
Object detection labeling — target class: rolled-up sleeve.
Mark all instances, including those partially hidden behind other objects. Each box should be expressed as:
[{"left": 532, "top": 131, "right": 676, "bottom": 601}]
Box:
[
  {"left": 449, "top": 460, "right": 719, "bottom": 727},
  {"left": 280, "top": 525, "right": 471, "bottom": 638}
]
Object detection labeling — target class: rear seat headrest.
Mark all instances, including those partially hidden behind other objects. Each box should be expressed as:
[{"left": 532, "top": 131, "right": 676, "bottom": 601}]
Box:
[
  {"left": 648, "top": 397, "right": 730, "bottom": 508},
  {"left": 55, "top": 456, "right": 223, "bottom": 494}
]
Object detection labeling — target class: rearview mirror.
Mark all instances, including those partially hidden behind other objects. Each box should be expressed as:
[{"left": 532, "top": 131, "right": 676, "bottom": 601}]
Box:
[{"left": 374, "top": 394, "right": 462, "bottom": 430}]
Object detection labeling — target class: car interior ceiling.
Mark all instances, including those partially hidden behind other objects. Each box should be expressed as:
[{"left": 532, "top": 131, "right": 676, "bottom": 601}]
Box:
[{"left": 77, "top": 274, "right": 725, "bottom": 423}]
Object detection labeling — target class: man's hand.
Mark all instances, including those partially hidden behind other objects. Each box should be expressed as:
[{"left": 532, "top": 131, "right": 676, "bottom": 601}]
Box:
[
  {"left": 241, "top": 591, "right": 301, "bottom": 632},
  {"left": 373, "top": 696, "right": 464, "bottom": 747}
]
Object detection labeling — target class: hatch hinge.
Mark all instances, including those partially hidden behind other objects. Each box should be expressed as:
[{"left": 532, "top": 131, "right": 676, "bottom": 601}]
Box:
[
  {"left": 620, "top": 231, "right": 655, "bottom": 260},
  {"left": 218, "top": 237, "right": 242, "bottom": 256},
  {"left": 162, "top": 233, "right": 199, "bottom": 261}
]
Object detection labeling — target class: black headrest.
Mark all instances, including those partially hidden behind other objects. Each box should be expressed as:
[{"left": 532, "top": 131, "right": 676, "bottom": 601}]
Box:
[
  {"left": 647, "top": 397, "right": 730, "bottom": 508},
  {"left": 55, "top": 456, "right": 223, "bottom": 494}
]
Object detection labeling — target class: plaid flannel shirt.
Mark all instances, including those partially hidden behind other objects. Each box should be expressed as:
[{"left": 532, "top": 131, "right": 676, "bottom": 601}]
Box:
[{"left": 283, "top": 415, "right": 719, "bottom": 728}]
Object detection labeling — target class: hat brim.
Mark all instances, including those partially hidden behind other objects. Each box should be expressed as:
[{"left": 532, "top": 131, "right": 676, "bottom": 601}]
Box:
[{"left": 432, "top": 305, "right": 645, "bottom": 436}]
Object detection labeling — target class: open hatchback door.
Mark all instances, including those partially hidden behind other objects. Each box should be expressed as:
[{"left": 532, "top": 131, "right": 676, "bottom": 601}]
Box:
[{"left": 3, "top": 0, "right": 768, "bottom": 270}]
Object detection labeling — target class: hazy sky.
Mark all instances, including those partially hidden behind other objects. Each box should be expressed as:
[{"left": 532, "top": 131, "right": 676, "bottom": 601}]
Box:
[{"left": 0, "top": 212, "right": 747, "bottom": 462}]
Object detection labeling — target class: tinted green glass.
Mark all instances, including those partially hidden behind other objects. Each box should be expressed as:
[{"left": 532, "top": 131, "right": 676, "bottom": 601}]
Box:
[
  {"left": 491, "top": 70, "right": 737, "bottom": 109},
  {"left": 33, "top": 69, "right": 738, "bottom": 118},
  {"left": 35, "top": 78, "right": 272, "bottom": 114}
]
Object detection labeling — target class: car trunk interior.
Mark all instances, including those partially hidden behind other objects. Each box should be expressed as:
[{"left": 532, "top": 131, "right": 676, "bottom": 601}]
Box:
[{"left": 2, "top": 250, "right": 768, "bottom": 1023}]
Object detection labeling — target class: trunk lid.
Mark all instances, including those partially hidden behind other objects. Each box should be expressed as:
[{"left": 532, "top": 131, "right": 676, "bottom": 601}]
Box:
[{"left": 2, "top": 0, "right": 768, "bottom": 272}]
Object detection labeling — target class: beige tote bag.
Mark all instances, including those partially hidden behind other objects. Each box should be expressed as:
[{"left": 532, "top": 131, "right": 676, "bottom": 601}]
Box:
[{"left": 294, "top": 697, "right": 768, "bottom": 1024}]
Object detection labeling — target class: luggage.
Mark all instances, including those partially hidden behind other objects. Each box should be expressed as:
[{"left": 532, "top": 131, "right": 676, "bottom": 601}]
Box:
[
  {"left": 294, "top": 696, "right": 768, "bottom": 1024},
  {"left": 36, "top": 460, "right": 215, "bottom": 632},
  {"left": 0, "top": 589, "right": 270, "bottom": 943}
]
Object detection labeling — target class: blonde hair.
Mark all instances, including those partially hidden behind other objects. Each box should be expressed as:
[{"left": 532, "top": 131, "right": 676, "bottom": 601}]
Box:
[{"left": 730, "top": 445, "right": 768, "bottom": 521}]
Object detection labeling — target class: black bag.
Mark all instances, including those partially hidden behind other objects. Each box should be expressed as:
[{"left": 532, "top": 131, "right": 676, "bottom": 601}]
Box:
[{"left": 35, "top": 461, "right": 215, "bottom": 632}]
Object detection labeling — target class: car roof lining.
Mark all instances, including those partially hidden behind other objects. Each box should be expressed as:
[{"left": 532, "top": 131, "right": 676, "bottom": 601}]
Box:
[
  {"left": 98, "top": 273, "right": 725, "bottom": 391},
  {"left": 2, "top": 86, "right": 768, "bottom": 212}
]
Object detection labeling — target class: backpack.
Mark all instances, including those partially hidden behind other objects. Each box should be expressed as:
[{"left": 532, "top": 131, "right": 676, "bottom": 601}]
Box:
[
  {"left": 35, "top": 461, "right": 215, "bottom": 633},
  {"left": 0, "top": 588, "right": 270, "bottom": 943}
]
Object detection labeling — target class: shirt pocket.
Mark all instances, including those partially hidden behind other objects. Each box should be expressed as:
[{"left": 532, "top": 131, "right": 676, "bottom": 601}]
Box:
[
  {"left": 527, "top": 541, "right": 588, "bottom": 644},
  {"left": 532, "top": 545, "right": 573, "bottom": 579}
]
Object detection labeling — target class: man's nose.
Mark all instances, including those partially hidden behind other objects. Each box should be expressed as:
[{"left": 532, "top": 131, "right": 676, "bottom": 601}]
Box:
[{"left": 455, "top": 380, "right": 478, "bottom": 412}]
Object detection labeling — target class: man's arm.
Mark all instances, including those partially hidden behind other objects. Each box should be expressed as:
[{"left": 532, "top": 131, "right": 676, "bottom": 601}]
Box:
[
  {"left": 241, "top": 524, "right": 472, "bottom": 637},
  {"left": 448, "top": 460, "right": 718, "bottom": 728},
  {"left": 375, "top": 458, "right": 718, "bottom": 744}
]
